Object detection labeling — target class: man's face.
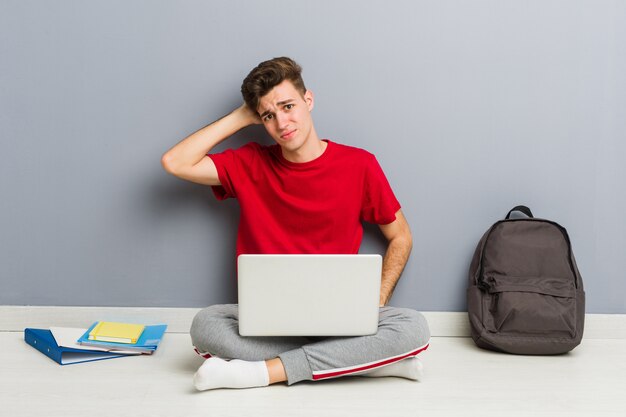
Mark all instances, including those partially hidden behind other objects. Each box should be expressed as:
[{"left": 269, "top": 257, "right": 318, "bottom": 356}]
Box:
[{"left": 257, "top": 80, "right": 315, "bottom": 155}]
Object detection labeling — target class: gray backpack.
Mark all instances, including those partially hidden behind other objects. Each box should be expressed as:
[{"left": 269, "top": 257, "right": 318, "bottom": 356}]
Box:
[{"left": 467, "top": 206, "right": 585, "bottom": 354}]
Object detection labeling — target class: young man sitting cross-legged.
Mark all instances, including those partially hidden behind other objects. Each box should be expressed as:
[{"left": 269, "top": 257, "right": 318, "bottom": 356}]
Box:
[{"left": 161, "top": 57, "right": 430, "bottom": 390}]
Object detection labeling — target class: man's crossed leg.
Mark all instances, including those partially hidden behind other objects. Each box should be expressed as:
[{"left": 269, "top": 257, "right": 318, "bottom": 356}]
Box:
[{"left": 190, "top": 304, "right": 431, "bottom": 390}]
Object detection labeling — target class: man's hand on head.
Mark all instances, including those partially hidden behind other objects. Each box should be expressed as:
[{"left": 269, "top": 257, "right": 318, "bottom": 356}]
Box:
[{"left": 236, "top": 103, "right": 263, "bottom": 126}]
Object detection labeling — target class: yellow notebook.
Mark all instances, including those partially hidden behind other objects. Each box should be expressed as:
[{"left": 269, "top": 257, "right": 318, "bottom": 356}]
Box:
[{"left": 88, "top": 322, "right": 145, "bottom": 344}]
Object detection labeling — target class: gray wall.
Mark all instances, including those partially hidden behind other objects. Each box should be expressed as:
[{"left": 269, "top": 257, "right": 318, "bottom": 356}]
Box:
[{"left": 1, "top": 1, "right": 624, "bottom": 313}]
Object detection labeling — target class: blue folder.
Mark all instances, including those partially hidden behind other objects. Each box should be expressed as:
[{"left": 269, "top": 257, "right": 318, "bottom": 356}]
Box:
[{"left": 24, "top": 328, "right": 127, "bottom": 365}]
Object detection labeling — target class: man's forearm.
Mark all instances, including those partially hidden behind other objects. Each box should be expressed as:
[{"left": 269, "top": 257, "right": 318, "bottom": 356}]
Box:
[
  {"left": 162, "top": 105, "right": 257, "bottom": 173},
  {"left": 379, "top": 236, "right": 412, "bottom": 306}
]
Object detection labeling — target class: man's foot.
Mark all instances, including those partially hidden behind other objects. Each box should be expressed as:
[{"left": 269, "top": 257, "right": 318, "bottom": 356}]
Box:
[
  {"left": 193, "top": 357, "right": 270, "bottom": 391},
  {"left": 360, "top": 356, "right": 424, "bottom": 380}
]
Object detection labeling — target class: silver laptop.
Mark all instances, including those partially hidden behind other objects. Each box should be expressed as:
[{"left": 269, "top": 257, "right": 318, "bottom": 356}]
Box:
[{"left": 237, "top": 254, "right": 382, "bottom": 336}]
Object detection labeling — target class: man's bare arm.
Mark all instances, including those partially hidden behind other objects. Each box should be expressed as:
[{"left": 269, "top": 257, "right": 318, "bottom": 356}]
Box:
[
  {"left": 161, "top": 104, "right": 261, "bottom": 185},
  {"left": 377, "top": 209, "right": 413, "bottom": 306}
]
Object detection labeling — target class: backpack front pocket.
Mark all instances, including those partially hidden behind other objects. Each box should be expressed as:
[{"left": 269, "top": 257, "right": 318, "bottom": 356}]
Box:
[{"left": 481, "top": 276, "right": 577, "bottom": 338}]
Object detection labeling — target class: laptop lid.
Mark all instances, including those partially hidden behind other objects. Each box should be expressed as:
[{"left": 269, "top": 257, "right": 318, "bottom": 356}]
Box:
[{"left": 237, "top": 254, "right": 382, "bottom": 336}]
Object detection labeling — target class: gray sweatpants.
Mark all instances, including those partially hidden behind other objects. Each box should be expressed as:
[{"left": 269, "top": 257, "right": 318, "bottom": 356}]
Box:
[{"left": 190, "top": 304, "right": 430, "bottom": 385}]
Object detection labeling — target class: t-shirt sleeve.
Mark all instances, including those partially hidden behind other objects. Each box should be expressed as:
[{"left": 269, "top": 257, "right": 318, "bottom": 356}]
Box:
[
  {"left": 360, "top": 154, "right": 401, "bottom": 225},
  {"left": 207, "top": 143, "right": 258, "bottom": 200}
]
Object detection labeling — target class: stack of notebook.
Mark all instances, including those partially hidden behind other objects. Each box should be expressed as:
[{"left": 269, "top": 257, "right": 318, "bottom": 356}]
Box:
[
  {"left": 24, "top": 321, "right": 167, "bottom": 365},
  {"left": 77, "top": 321, "right": 167, "bottom": 354}
]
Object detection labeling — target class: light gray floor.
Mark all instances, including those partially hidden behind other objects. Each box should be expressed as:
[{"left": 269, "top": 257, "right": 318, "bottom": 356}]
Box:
[{"left": 2, "top": 332, "right": 625, "bottom": 417}]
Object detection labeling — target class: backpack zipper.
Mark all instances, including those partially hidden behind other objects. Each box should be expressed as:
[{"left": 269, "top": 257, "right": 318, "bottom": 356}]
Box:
[{"left": 479, "top": 276, "right": 500, "bottom": 312}]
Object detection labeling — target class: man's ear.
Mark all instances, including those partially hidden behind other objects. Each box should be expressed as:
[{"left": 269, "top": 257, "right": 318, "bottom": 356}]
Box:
[{"left": 304, "top": 90, "right": 314, "bottom": 111}]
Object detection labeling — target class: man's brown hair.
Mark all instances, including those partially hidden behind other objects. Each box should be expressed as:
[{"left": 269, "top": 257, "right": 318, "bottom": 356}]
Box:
[{"left": 241, "top": 57, "right": 307, "bottom": 113}]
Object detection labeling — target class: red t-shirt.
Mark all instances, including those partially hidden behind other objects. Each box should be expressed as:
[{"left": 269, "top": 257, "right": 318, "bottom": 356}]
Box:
[{"left": 209, "top": 140, "right": 401, "bottom": 256}]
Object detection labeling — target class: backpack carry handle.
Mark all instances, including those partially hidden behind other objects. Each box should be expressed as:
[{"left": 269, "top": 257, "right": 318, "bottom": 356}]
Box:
[{"left": 505, "top": 205, "right": 534, "bottom": 219}]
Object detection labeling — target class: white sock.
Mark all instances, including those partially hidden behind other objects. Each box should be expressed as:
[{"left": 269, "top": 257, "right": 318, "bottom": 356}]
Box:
[
  {"left": 359, "top": 357, "right": 423, "bottom": 380},
  {"left": 193, "top": 357, "right": 270, "bottom": 391}
]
